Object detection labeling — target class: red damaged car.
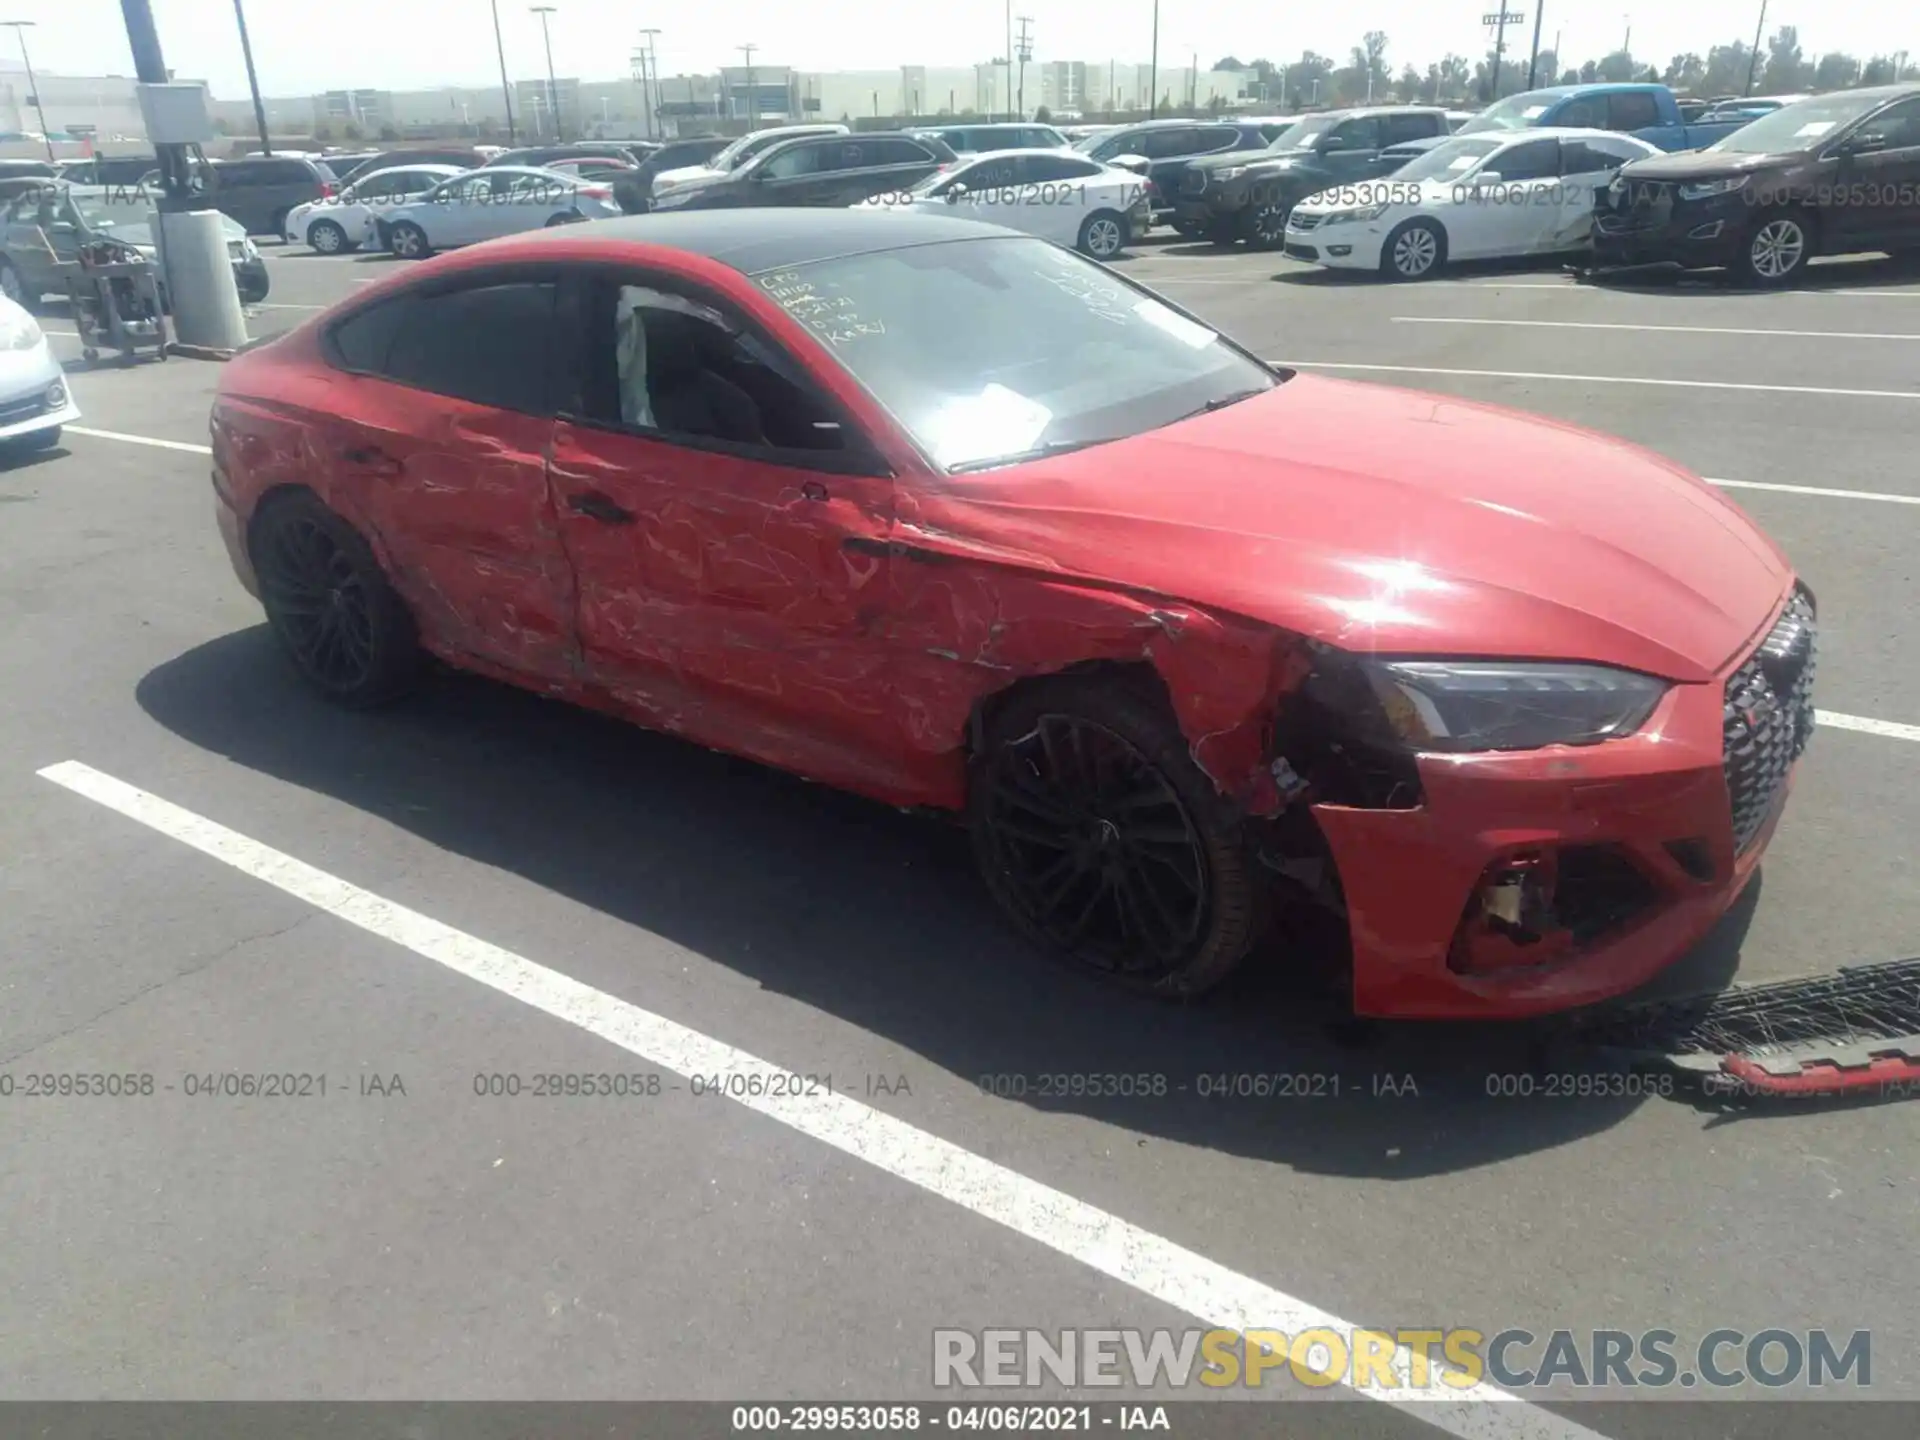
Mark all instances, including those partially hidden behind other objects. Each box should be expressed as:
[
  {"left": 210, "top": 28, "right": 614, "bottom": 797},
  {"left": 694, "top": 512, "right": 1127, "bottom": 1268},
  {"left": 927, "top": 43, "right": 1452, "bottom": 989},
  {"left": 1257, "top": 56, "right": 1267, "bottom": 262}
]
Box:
[{"left": 208, "top": 210, "right": 1816, "bottom": 1019}]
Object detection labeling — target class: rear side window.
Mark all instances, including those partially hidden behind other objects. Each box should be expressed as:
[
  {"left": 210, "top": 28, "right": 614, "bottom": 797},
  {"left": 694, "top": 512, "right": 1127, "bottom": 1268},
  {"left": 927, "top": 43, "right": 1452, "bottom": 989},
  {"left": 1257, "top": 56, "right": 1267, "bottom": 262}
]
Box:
[
  {"left": 337, "top": 280, "right": 563, "bottom": 414},
  {"left": 1021, "top": 154, "right": 1101, "bottom": 181},
  {"left": 869, "top": 138, "right": 933, "bottom": 165},
  {"left": 1382, "top": 113, "right": 1441, "bottom": 144},
  {"left": 1607, "top": 92, "right": 1662, "bottom": 131},
  {"left": 1192, "top": 125, "right": 1240, "bottom": 152},
  {"left": 1138, "top": 128, "right": 1201, "bottom": 158},
  {"left": 1556, "top": 96, "right": 1606, "bottom": 128},
  {"left": 1492, "top": 138, "right": 1561, "bottom": 180}
]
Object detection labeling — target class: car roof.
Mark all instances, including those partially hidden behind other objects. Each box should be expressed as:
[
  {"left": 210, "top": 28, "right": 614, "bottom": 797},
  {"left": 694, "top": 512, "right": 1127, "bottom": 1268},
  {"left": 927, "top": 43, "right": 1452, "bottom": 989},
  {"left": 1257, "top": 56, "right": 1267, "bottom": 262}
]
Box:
[
  {"left": 952, "top": 147, "right": 1090, "bottom": 159},
  {"left": 1482, "top": 126, "right": 1658, "bottom": 144},
  {"left": 356, "top": 162, "right": 466, "bottom": 177},
  {"left": 490, "top": 208, "right": 1015, "bottom": 275}
]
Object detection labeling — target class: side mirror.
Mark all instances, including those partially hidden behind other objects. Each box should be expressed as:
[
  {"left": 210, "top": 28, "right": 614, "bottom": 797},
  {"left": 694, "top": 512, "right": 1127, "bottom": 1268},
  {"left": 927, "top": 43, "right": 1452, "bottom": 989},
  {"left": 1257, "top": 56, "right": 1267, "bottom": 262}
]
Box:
[
  {"left": 1839, "top": 130, "right": 1889, "bottom": 156},
  {"left": 1474, "top": 170, "right": 1504, "bottom": 186},
  {"left": 1111, "top": 154, "right": 1149, "bottom": 174}
]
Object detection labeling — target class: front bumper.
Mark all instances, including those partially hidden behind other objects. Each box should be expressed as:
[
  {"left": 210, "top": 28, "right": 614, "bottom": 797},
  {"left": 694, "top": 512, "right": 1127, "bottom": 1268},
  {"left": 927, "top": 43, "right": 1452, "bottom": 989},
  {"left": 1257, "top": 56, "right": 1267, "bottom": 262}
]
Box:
[
  {"left": 1323, "top": 585, "right": 1815, "bottom": 1020},
  {"left": 0, "top": 355, "right": 78, "bottom": 439},
  {"left": 1281, "top": 215, "right": 1383, "bottom": 269},
  {"left": 1590, "top": 189, "right": 1747, "bottom": 270}
]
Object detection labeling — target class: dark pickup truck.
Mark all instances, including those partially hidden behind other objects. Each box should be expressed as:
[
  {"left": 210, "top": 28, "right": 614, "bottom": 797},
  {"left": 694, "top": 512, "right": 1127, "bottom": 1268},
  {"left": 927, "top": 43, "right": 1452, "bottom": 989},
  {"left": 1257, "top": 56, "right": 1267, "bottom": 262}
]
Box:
[{"left": 1172, "top": 107, "right": 1451, "bottom": 247}]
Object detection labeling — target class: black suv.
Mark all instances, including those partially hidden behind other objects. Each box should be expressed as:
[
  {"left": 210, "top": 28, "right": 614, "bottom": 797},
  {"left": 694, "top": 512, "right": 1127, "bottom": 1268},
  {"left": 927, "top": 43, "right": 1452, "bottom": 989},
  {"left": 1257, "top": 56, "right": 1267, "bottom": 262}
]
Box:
[
  {"left": 1590, "top": 85, "right": 1920, "bottom": 286},
  {"left": 207, "top": 155, "right": 341, "bottom": 237},
  {"left": 647, "top": 132, "right": 957, "bottom": 211},
  {"left": 1175, "top": 107, "right": 1450, "bottom": 247},
  {"left": 615, "top": 135, "right": 732, "bottom": 212},
  {"left": 1073, "top": 119, "right": 1293, "bottom": 230}
]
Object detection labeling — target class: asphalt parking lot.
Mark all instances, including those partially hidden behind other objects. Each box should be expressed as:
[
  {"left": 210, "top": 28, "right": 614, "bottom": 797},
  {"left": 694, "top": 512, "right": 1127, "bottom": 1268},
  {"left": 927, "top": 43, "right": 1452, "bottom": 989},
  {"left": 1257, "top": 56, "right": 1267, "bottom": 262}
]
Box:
[{"left": 3, "top": 231, "right": 1917, "bottom": 1437}]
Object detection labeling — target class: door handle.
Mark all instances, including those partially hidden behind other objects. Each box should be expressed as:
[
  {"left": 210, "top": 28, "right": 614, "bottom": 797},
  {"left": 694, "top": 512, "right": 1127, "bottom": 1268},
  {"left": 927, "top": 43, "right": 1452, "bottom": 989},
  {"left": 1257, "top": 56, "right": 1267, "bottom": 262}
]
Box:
[{"left": 567, "top": 490, "right": 636, "bottom": 524}]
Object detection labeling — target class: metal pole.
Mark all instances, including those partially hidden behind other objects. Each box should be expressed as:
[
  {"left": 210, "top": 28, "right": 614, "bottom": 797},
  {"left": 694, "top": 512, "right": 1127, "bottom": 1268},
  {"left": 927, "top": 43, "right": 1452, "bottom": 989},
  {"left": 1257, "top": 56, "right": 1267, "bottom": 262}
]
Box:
[
  {"left": 530, "top": 7, "right": 560, "bottom": 140},
  {"left": 1744, "top": 0, "right": 1767, "bottom": 95},
  {"left": 1148, "top": 0, "right": 1158, "bottom": 117},
  {"left": 1526, "top": 2, "right": 1547, "bottom": 89},
  {"left": 739, "top": 43, "right": 756, "bottom": 127},
  {"left": 1, "top": 23, "right": 55, "bottom": 161},
  {"left": 638, "top": 27, "right": 659, "bottom": 139},
  {"left": 1491, "top": 7, "right": 1511, "bottom": 101},
  {"left": 1015, "top": 15, "right": 1031, "bottom": 119},
  {"left": 489, "top": 0, "right": 517, "bottom": 142},
  {"left": 228, "top": 0, "right": 271, "bottom": 156},
  {"left": 1004, "top": 0, "right": 1011, "bottom": 122}
]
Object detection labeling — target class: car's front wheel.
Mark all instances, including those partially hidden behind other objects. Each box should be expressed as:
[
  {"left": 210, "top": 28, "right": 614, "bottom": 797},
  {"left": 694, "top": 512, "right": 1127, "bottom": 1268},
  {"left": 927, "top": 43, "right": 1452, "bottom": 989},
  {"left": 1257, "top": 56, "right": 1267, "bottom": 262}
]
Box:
[
  {"left": 388, "top": 221, "right": 432, "bottom": 259},
  {"left": 1238, "top": 201, "right": 1290, "bottom": 251},
  {"left": 1076, "top": 209, "right": 1128, "bottom": 260},
  {"left": 1381, "top": 217, "right": 1447, "bottom": 280},
  {"left": 1734, "top": 209, "right": 1813, "bottom": 287},
  {"left": 249, "top": 491, "right": 421, "bottom": 708},
  {"left": 968, "top": 673, "right": 1261, "bottom": 999},
  {"left": 306, "top": 218, "right": 354, "bottom": 253}
]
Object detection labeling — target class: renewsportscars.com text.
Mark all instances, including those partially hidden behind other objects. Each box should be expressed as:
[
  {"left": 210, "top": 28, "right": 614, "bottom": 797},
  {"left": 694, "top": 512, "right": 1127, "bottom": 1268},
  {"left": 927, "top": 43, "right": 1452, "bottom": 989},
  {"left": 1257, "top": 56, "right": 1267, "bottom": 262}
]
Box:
[{"left": 933, "top": 1327, "right": 1871, "bottom": 1391}]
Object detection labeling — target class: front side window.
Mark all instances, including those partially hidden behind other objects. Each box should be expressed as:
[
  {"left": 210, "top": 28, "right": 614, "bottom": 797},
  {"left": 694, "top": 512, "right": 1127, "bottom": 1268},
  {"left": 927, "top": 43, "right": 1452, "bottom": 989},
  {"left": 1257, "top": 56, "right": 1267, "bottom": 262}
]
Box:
[
  {"left": 1487, "top": 138, "right": 1560, "bottom": 181},
  {"left": 761, "top": 143, "right": 829, "bottom": 180},
  {"left": 1607, "top": 92, "right": 1662, "bottom": 131},
  {"left": 753, "top": 236, "right": 1278, "bottom": 473}
]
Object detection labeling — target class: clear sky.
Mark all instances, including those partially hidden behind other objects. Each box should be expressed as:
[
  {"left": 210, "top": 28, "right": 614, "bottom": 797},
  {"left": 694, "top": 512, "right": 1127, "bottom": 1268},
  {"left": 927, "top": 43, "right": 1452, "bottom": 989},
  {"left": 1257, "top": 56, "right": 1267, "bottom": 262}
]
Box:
[{"left": 9, "top": 0, "right": 1912, "bottom": 98}]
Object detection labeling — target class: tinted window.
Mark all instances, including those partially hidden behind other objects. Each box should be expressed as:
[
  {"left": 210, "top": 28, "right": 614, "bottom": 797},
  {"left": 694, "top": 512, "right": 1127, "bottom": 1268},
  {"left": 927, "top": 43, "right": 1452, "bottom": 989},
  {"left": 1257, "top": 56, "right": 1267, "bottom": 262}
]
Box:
[
  {"left": 1561, "top": 140, "right": 1640, "bottom": 173},
  {"left": 1382, "top": 113, "right": 1440, "bottom": 144},
  {"left": 1138, "top": 128, "right": 1203, "bottom": 158},
  {"left": 327, "top": 296, "right": 417, "bottom": 373},
  {"left": 1024, "top": 127, "right": 1067, "bottom": 147},
  {"left": 1489, "top": 138, "right": 1560, "bottom": 180},
  {"left": 1192, "top": 126, "right": 1240, "bottom": 152},
  {"left": 377, "top": 281, "right": 562, "bottom": 413},
  {"left": 1607, "top": 92, "right": 1662, "bottom": 131},
  {"left": 1021, "top": 154, "right": 1101, "bottom": 181},
  {"left": 1555, "top": 96, "right": 1606, "bottom": 128},
  {"left": 761, "top": 142, "right": 830, "bottom": 179},
  {"left": 869, "top": 138, "right": 933, "bottom": 165},
  {"left": 1864, "top": 98, "right": 1920, "bottom": 149},
  {"left": 1325, "top": 116, "right": 1383, "bottom": 150}
]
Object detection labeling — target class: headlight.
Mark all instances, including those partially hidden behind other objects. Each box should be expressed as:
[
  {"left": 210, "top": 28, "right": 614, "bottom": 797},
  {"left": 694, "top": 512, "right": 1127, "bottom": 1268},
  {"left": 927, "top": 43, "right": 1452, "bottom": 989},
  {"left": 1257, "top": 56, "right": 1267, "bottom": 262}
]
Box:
[
  {"left": 1677, "top": 175, "right": 1749, "bottom": 201},
  {"left": 0, "top": 314, "right": 42, "bottom": 350},
  {"left": 1320, "top": 202, "right": 1391, "bottom": 225},
  {"left": 1212, "top": 165, "right": 1246, "bottom": 181},
  {"left": 1359, "top": 660, "right": 1668, "bottom": 752}
]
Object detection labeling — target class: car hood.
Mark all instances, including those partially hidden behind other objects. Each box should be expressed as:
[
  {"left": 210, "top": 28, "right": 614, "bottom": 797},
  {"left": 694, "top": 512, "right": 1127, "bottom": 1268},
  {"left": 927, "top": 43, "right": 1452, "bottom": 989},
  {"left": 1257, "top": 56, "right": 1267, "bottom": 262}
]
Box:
[
  {"left": 1616, "top": 147, "right": 1796, "bottom": 182},
  {"left": 905, "top": 375, "right": 1789, "bottom": 681},
  {"left": 654, "top": 164, "right": 726, "bottom": 189},
  {"left": 1187, "top": 148, "right": 1313, "bottom": 174}
]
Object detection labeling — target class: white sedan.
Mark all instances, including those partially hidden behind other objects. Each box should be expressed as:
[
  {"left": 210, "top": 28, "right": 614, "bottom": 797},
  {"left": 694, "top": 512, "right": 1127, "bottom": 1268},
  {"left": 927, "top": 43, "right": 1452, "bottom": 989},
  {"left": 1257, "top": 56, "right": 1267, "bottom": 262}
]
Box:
[
  {"left": 379, "top": 166, "right": 623, "bottom": 259},
  {"left": 1283, "top": 127, "right": 1660, "bottom": 280},
  {"left": 284, "top": 163, "right": 466, "bottom": 253},
  {"left": 0, "top": 294, "right": 77, "bottom": 455},
  {"left": 857, "top": 149, "right": 1151, "bottom": 259}
]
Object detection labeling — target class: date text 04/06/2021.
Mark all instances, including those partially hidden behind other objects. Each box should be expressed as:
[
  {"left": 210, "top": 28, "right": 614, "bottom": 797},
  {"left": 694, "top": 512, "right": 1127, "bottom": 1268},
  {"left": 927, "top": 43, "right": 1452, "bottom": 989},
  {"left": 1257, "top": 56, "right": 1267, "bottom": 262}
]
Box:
[{"left": 730, "top": 1404, "right": 1172, "bottom": 1432}]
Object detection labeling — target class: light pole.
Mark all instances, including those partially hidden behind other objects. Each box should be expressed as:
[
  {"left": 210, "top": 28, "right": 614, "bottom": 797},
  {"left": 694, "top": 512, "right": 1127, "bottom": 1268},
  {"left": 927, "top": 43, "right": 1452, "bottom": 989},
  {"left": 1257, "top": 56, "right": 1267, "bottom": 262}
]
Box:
[
  {"left": 637, "top": 26, "right": 660, "bottom": 138},
  {"left": 1744, "top": 0, "right": 1768, "bottom": 95},
  {"left": 228, "top": 0, "right": 272, "bottom": 155},
  {"left": 490, "top": 0, "right": 517, "bottom": 142},
  {"left": 1004, "top": 0, "right": 1012, "bottom": 122},
  {"left": 1526, "top": 2, "right": 1547, "bottom": 89},
  {"left": 1147, "top": 0, "right": 1158, "bottom": 117},
  {"left": 530, "top": 5, "right": 561, "bottom": 140},
  {"left": 1, "top": 21, "right": 55, "bottom": 160},
  {"left": 739, "top": 42, "right": 756, "bottom": 127},
  {"left": 1014, "top": 15, "right": 1032, "bottom": 119}
]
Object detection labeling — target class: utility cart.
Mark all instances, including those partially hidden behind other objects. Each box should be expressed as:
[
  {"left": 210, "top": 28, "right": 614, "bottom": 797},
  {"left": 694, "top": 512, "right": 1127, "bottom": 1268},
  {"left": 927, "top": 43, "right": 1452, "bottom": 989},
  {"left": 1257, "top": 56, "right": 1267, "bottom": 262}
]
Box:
[{"left": 62, "top": 240, "right": 169, "bottom": 366}]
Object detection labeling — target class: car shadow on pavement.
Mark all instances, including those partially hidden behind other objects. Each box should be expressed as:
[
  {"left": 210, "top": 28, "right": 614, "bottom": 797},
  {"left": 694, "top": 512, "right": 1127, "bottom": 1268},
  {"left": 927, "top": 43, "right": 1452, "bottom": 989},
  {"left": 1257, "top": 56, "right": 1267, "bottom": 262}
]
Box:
[
  {"left": 137, "top": 629, "right": 1759, "bottom": 1179},
  {"left": 1569, "top": 250, "right": 1920, "bottom": 296}
]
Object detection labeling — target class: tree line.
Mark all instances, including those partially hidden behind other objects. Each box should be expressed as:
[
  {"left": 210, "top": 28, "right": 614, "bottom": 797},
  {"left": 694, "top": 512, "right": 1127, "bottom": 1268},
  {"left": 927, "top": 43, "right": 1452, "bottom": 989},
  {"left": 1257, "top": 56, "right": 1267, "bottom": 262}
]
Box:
[{"left": 1215, "top": 28, "right": 1920, "bottom": 109}]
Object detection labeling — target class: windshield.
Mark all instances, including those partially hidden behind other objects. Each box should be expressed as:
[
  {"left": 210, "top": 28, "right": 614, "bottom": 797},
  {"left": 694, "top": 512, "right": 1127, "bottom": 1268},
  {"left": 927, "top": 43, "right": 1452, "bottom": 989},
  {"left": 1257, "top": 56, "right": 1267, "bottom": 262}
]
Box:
[
  {"left": 1265, "top": 116, "right": 1339, "bottom": 151},
  {"left": 1707, "top": 91, "right": 1889, "bottom": 153},
  {"left": 1457, "top": 91, "right": 1559, "bottom": 134},
  {"left": 1390, "top": 135, "right": 1507, "bottom": 182},
  {"left": 757, "top": 236, "right": 1278, "bottom": 472}
]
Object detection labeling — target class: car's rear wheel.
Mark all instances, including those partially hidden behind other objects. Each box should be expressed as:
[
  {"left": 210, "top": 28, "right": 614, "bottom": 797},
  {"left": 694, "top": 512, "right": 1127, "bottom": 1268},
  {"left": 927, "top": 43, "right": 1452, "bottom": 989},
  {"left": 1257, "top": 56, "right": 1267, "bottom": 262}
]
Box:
[
  {"left": 1382, "top": 217, "right": 1447, "bottom": 280},
  {"left": 1076, "top": 209, "right": 1127, "bottom": 259},
  {"left": 0, "top": 258, "right": 38, "bottom": 312},
  {"left": 968, "top": 674, "right": 1261, "bottom": 999},
  {"left": 250, "top": 491, "right": 421, "bottom": 708},
  {"left": 1734, "top": 209, "right": 1812, "bottom": 287},
  {"left": 268, "top": 208, "right": 290, "bottom": 240},
  {"left": 306, "top": 219, "right": 352, "bottom": 253},
  {"left": 388, "top": 221, "right": 432, "bottom": 259},
  {"left": 1238, "top": 201, "right": 1289, "bottom": 251},
  {"left": 1170, "top": 218, "right": 1201, "bottom": 238}
]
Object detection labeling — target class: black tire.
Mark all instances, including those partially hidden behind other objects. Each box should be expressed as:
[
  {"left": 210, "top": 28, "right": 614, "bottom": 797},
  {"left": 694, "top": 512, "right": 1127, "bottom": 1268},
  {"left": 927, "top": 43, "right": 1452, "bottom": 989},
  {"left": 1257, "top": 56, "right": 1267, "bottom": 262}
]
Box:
[
  {"left": 1204, "top": 214, "right": 1238, "bottom": 247},
  {"left": 306, "top": 218, "right": 352, "bottom": 254},
  {"left": 7, "top": 424, "right": 59, "bottom": 452},
  {"left": 1170, "top": 218, "right": 1201, "bottom": 239},
  {"left": 268, "top": 208, "right": 290, "bottom": 239},
  {"left": 388, "top": 221, "right": 432, "bottom": 260},
  {"left": 967, "top": 672, "right": 1262, "bottom": 999},
  {"left": 1237, "top": 200, "right": 1290, "bottom": 251},
  {"left": 1731, "top": 208, "right": 1813, "bottom": 287},
  {"left": 1380, "top": 217, "right": 1447, "bottom": 280},
  {"left": 0, "top": 258, "right": 38, "bottom": 313},
  {"left": 1076, "top": 209, "right": 1128, "bottom": 259},
  {"left": 249, "top": 490, "right": 421, "bottom": 708}
]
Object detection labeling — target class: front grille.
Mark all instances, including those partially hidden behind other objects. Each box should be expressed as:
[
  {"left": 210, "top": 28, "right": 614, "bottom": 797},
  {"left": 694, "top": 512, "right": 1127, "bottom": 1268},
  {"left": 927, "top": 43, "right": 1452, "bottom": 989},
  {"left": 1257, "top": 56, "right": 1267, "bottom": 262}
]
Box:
[
  {"left": 1288, "top": 212, "right": 1322, "bottom": 232},
  {"left": 1723, "top": 589, "right": 1817, "bottom": 854},
  {"left": 1596, "top": 179, "right": 1673, "bottom": 235},
  {"left": 0, "top": 393, "right": 48, "bottom": 426}
]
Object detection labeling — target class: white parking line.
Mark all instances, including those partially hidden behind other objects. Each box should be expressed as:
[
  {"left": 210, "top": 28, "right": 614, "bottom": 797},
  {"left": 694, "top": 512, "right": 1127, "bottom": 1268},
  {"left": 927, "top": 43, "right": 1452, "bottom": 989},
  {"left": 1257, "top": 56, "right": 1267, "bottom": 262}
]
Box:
[
  {"left": 1271, "top": 360, "right": 1919, "bottom": 401},
  {"left": 65, "top": 426, "right": 210, "bottom": 454},
  {"left": 1440, "top": 280, "right": 1920, "bottom": 297},
  {"left": 1392, "top": 317, "right": 1920, "bottom": 341},
  {"left": 37, "top": 757, "right": 1603, "bottom": 1440},
  {"left": 1709, "top": 478, "right": 1920, "bottom": 506},
  {"left": 1818, "top": 711, "right": 1920, "bottom": 743}
]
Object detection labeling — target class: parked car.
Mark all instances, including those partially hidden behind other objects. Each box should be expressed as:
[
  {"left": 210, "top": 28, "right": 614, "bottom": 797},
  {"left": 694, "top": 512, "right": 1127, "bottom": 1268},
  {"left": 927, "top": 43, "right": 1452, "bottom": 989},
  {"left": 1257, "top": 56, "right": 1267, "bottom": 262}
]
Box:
[
  {"left": 1394, "top": 84, "right": 1761, "bottom": 160},
  {"left": 484, "top": 142, "right": 648, "bottom": 169},
  {"left": 377, "top": 166, "right": 622, "bottom": 258},
  {"left": 0, "top": 181, "right": 268, "bottom": 307},
  {"left": 616, "top": 135, "right": 731, "bottom": 212},
  {"left": 1283, "top": 129, "right": 1659, "bottom": 279},
  {"left": 54, "top": 155, "right": 155, "bottom": 186},
  {"left": 1591, "top": 84, "right": 1920, "bottom": 286},
  {"left": 208, "top": 208, "right": 1815, "bottom": 1018},
  {"left": 857, "top": 148, "right": 1151, "bottom": 257},
  {"left": 312, "top": 150, "right": 386, "bottom": 181},
  {"left": 1072, "top": 118, "right": 1295, "bottom": 231},
  {"left": 911, "top": 122, "right": 1070, "bottom": 154},
  {"left": 650, "top": 124, "right": 852, "bottom": 200},
  {"left": 647, "top": 132, "right": 956, "bottom": 212},
  {"left": 0, "top": 292, "right": 77, "bottom": 453},
  {"left": 207, "top": 154, "right": 341, "bottom": 237},
  {"left": 285, "top": 163, "right": 467, "bottom": 253},
  {"left": 1174, "top": 107, "right": 1452, "bottom": 247},
  {"left": 542, "top": 156, "right": 638, "bottom": 183},
  {"left": 1699, "top": 95, "right": 1809, "bottom": 124},
  {"left": 0, "top": 159, "right": 56, "bottom": 181},
  {"left": 331, "top": 148, "right": 490, "bottom": 183}
]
